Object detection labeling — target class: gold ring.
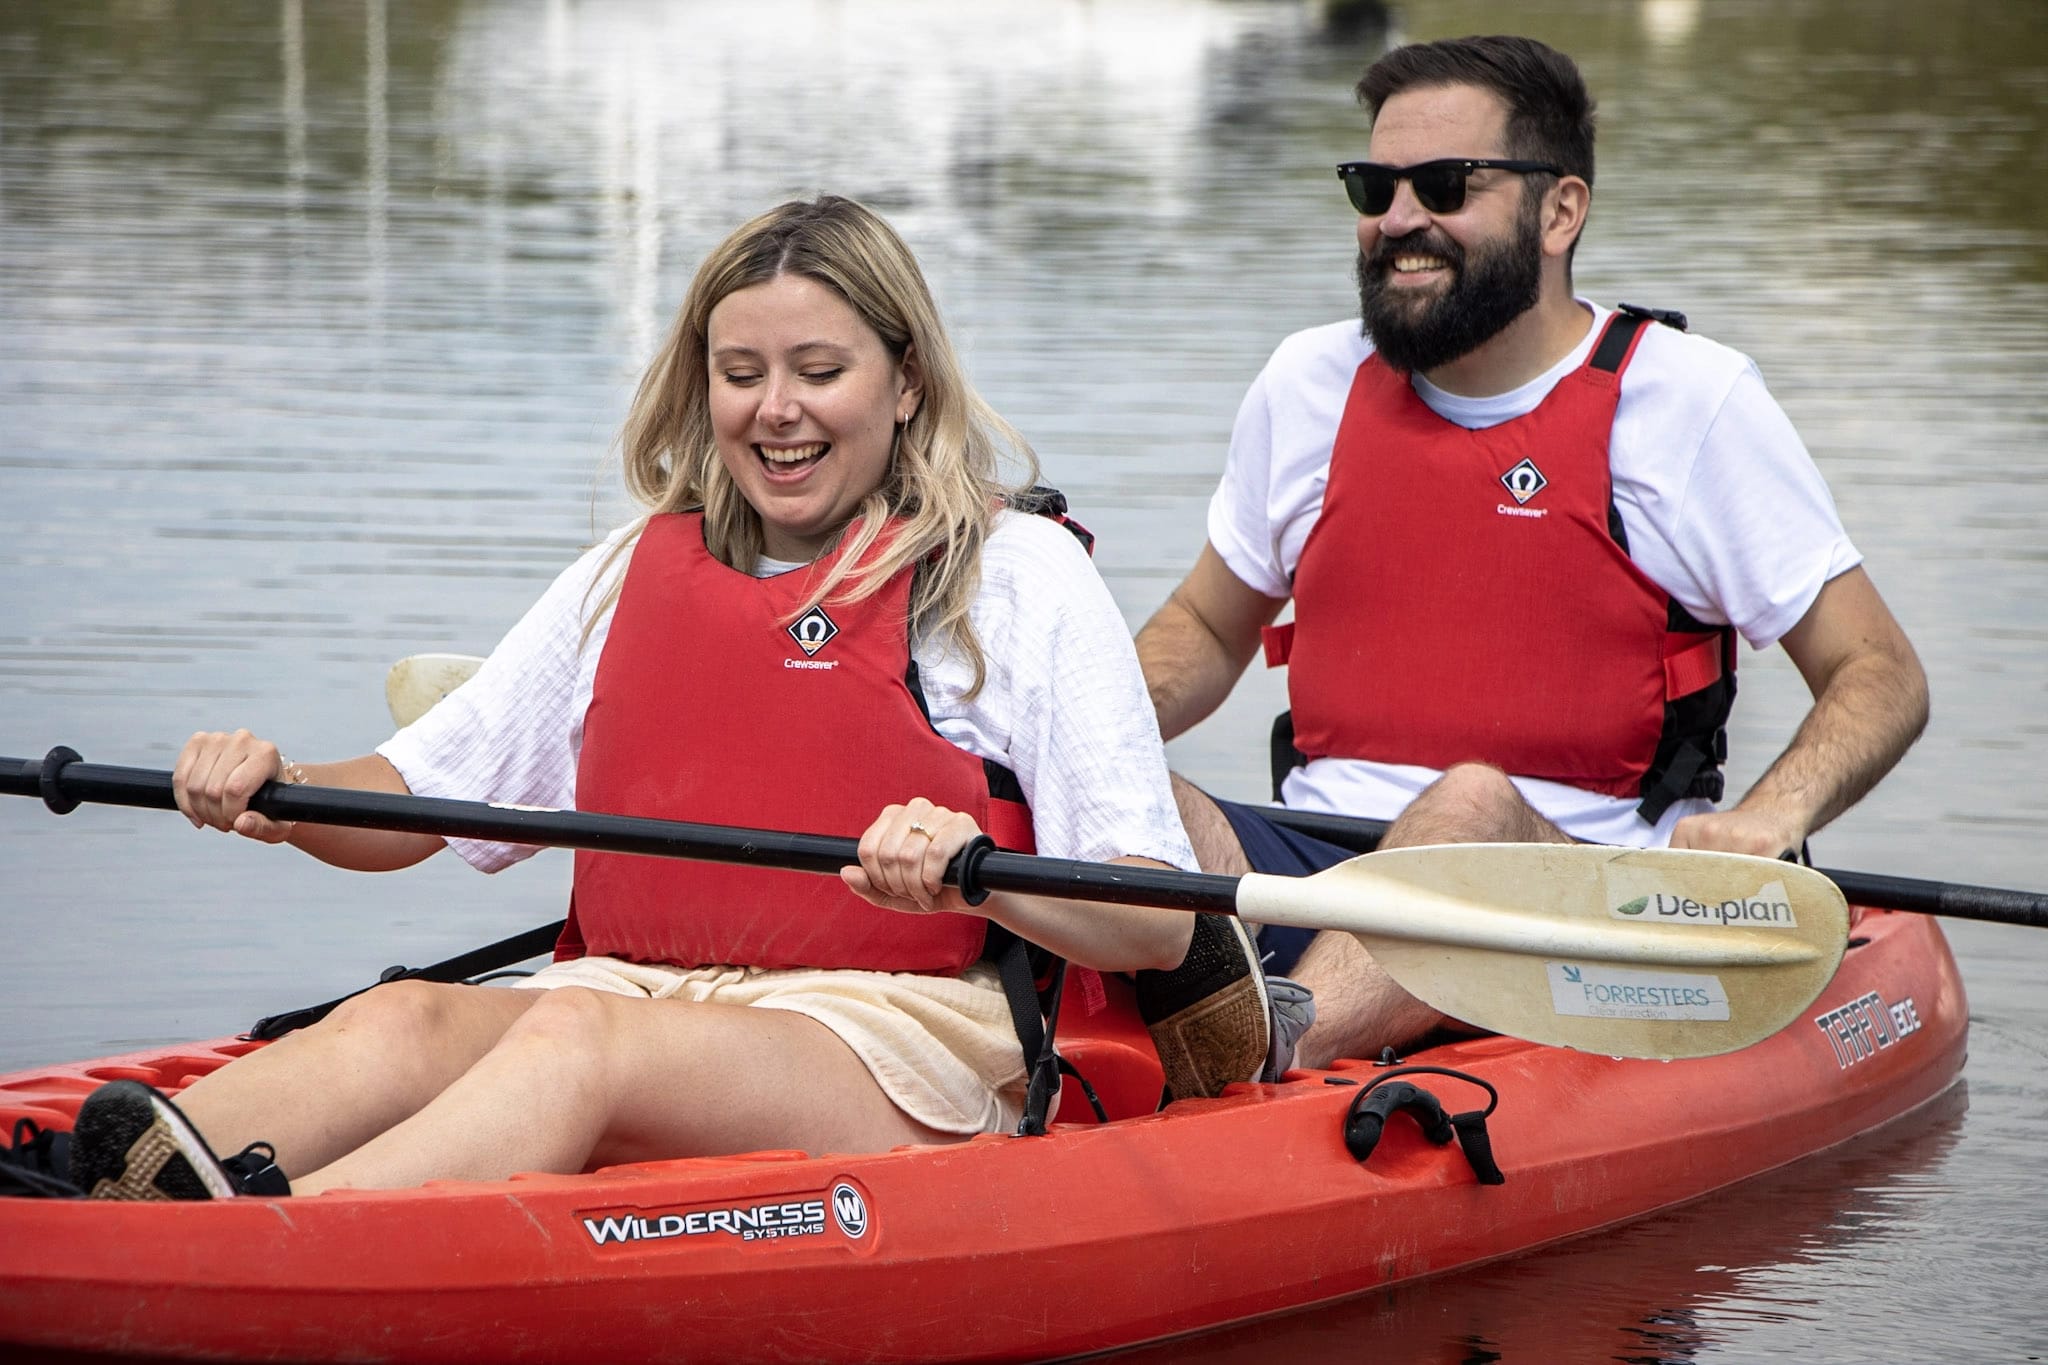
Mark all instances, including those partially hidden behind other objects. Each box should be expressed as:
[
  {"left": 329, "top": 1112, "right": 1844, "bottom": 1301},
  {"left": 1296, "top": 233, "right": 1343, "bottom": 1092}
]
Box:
[{"left": 907, "top": 821, "right": 932, "bottom": 839}]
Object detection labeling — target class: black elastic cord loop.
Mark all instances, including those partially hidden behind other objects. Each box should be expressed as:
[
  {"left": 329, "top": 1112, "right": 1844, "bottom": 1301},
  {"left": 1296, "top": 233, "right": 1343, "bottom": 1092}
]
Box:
[
  {"left": 39, "top": 745, "right": 83, "bottom": 815},
  {"left": 1057, "top": 1055, "right": 1110, "bottom": 1125},
  {"left": 1344, "top": 1081, "right": 1450, "bottom": 1163},
  {"left": 948, "top": 834, "right": 997, "bottom": 906},
  {"left": 1354, "top": 1065, "right": 1500, "bottom": 1118},
  {"left": 1344, "top": 1066, "right": 1506, "bottom": 1185}
]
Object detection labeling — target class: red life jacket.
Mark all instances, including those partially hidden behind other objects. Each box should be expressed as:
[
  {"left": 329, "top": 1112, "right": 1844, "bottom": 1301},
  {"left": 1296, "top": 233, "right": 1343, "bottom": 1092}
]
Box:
[
  {"left": 565, "top": 512, "right": 1035, "bottom": 973},
  {"left": 1262, "top": 309, "right": 1734, "bottom": 822}
]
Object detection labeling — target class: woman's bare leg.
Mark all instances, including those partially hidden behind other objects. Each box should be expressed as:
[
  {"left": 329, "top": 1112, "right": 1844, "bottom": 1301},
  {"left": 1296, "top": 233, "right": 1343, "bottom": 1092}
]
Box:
[
  {"left": 295, "top": 986, "right": 966, "bottom": 1193},
  {"left": 173, "top": 980, "right": 540, "bottom": 1176}
]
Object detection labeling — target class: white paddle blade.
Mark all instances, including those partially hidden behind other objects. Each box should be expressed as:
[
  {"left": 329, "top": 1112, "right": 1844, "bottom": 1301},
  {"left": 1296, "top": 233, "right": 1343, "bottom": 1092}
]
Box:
[
  {"left": 1236, "top": 843, "right": 1848, "bottom": 1061},
  {"left": 386, "top": 653, "right": 485, "bottom": 727}
]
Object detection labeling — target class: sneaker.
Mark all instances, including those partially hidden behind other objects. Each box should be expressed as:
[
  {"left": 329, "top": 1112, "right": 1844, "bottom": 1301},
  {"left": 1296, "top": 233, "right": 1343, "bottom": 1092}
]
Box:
[
  {"left": 1261, "top": 975, "right": 1317, "bottom": 1081},
  {"left": 0, "top": 1116, "right": 82, "bottom": 1198},
  {"left": 70, "top": 1080, "right": 241, "bottom": 1201},
  {"left": 1135, "top": 913, "right": 1271, "bottom": 1102}
]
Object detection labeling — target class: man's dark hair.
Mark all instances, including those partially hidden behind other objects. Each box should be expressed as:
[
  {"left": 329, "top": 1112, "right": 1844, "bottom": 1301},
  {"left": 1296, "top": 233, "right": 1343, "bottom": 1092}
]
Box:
[{"left": 1356, "top": 35, "right": 1596, "bottom": 187}]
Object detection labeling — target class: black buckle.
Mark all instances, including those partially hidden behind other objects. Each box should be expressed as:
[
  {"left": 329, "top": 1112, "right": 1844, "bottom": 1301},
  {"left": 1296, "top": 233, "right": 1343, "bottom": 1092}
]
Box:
[{"left": 1617, "top": 302, "right": 1688, "bottom": 331}]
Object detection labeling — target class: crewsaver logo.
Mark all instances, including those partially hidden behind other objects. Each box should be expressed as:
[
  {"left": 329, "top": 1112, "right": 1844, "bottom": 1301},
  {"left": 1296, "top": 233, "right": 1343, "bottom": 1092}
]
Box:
[
  {"left": 788, "top": 605, "right": 840, "bottom": 657},
  {"left": 1500, "top": 458, "right": 1548, "bottom": 505}
]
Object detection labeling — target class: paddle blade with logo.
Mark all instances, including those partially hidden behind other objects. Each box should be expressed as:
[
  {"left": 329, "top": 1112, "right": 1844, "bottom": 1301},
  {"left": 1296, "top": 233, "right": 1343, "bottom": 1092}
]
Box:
[{"left": 1236, "top": 843, "right": 1848, "bottom": 1060}]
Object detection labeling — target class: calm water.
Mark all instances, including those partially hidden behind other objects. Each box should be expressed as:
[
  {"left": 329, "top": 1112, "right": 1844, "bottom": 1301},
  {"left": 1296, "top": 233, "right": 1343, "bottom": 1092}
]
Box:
[{"left": 3, "top": 1, "right": 2045, "bottom": 1359}]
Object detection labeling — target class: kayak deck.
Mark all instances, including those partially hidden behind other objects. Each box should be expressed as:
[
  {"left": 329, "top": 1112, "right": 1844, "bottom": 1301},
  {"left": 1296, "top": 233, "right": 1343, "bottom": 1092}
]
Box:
[{"left": 0, "top": 907, "right": 1966, "bottom": 1363}]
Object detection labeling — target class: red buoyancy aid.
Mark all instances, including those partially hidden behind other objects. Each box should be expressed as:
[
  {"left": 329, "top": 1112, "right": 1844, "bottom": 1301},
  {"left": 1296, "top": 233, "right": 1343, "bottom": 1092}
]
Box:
[
  {"left": 1264, "top": 309, "right": 1733, "bottom": 819},
  {"left": 565, "top": 512, "right": 1035, "bottom": 973}
]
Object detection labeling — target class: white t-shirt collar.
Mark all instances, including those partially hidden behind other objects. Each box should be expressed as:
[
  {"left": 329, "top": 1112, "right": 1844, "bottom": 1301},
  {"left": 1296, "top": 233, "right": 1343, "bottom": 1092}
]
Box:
[{"left": 1409, "top": 299, "right": 1607, "bottom": 430}]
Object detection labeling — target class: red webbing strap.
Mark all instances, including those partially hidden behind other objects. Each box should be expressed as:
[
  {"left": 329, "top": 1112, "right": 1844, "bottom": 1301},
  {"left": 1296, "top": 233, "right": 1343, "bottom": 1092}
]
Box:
[
  {"left": 1663, "top": 632, "right": 1725, "bottom": 699},
  {"left": 1262, "top": 621, "right": 1295, "bottom": 668}
]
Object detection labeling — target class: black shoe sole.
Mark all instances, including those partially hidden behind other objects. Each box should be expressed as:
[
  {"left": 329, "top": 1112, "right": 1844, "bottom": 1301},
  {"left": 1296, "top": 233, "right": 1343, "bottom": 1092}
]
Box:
[{"left": 70, "top": 1080, "right": 237, "bottom": 1201}]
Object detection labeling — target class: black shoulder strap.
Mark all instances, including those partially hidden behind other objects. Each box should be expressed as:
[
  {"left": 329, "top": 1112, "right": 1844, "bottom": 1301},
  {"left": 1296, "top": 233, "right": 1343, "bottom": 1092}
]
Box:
[
  {"left": 984, "top": 923, "right": 1072, "bottom": 1137},
  {"left": 247, "top": 919, "right": 565, "bottom": 1040},
  {"left": 1617, "top": 301, "right": 1689, "bottom": 332},
  {"left": 1004, "top": 485, "right": 1095, "bottom": 556},
  {"left": 1591, "top": 302, "right": 1688, "bottom": 374}
]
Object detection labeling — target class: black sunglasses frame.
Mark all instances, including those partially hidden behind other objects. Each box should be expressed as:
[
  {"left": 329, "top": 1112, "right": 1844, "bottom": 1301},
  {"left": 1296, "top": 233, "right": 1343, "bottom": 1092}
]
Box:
[{"left": 1335, "top": 158, "right": 1566, "bottom": 216}]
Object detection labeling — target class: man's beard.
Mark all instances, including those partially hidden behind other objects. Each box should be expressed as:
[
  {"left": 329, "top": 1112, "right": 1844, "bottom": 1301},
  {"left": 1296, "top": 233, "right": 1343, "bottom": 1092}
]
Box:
[{"left": 1357, "top": 194, "right": 1544, "bottom": 375}]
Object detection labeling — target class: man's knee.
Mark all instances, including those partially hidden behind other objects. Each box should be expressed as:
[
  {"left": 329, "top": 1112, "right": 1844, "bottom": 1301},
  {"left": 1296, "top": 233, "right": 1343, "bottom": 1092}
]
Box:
[
  {"left": 1398, "top": 763, "right": 1546, "bottom": 843},
  {"left": 1434, "top": 762, "right": 1520, "bottom": 811}
]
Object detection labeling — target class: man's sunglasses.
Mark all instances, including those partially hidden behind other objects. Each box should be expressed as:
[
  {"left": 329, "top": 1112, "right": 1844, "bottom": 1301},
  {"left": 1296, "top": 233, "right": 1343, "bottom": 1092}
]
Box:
[{"left": 1335, "top": 158, "right": 1564, "bottom": 216}]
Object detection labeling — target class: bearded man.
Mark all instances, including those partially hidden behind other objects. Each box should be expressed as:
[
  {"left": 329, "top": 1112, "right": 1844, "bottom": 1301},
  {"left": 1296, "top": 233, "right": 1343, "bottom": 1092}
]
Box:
[{"left": 1136, "top": 34, "right": 1928, "bottom": 1067}]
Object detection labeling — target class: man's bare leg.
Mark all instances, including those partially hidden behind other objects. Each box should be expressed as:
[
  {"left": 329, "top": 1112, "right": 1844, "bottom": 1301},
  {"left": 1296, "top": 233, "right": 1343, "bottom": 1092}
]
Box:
[
  {"left": 1170, "top": 772, "right": 1251, "bottom": 876},
  {"left": 1147, "top": 773, "right": 1276, "bottom": 1092},
  {"left": 1291, "top": 763, "right": 1572, "bottom": 1068}
]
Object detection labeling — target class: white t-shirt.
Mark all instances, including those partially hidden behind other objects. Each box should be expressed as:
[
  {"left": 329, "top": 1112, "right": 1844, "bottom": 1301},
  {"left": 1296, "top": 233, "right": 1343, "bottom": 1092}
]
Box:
[
  {"left": 1208, "top": 301, "right": 1861, "bottom": 846},
  {"left": 379, "top": 510, "right": 1197, "bottom": 875}
]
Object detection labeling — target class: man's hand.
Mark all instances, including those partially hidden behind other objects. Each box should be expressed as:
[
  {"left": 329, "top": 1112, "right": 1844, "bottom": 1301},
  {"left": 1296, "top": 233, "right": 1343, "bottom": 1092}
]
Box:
[
  {"left": 1670, "top": 805, "right": 1805, "bottom": 860},
  {"left": 1699, "top": 567, "right": 1927, "bottom": 851}
]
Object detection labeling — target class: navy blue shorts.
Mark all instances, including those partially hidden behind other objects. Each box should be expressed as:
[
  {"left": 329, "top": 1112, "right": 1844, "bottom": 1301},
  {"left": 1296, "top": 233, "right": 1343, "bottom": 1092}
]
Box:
[{"left": 1212, "top": 798, "right": 1360, "bottom": 978}]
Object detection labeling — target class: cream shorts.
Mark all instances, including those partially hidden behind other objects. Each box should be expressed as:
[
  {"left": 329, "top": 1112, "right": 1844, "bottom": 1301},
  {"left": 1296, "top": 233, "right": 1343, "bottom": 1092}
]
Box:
[{"left": 512, "top": 957, "right": 1027, "bottom": 1136}]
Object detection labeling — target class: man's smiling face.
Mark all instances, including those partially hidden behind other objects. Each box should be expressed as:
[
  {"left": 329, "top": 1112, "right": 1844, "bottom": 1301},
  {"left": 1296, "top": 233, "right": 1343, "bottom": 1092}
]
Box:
[{"left": 1353, "top": 83, "right": 1548, "bottom": 375}]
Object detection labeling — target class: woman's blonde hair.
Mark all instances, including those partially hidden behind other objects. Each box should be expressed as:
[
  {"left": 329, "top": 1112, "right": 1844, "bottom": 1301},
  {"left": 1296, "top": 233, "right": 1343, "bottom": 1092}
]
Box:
[{"left": 588, "top": 196, "right": 1038, "bottom": 697}]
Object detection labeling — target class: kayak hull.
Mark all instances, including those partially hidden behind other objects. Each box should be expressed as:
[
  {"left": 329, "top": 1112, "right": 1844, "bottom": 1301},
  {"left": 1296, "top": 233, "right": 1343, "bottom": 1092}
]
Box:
[{"left": 0, "top": 908, "right": 1966, "bottom": 1362}]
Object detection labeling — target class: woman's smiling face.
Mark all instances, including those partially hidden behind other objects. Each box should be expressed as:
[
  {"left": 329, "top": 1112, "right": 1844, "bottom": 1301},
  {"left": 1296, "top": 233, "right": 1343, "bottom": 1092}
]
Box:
[{"left": 707, "top": 273, "right": 921, "bottom": 563}]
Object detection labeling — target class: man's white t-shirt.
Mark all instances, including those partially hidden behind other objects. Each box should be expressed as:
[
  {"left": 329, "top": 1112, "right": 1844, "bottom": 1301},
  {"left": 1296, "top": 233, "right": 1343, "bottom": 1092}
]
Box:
[
  {"left": 380, "top": 510, "right": 1198, "bottom": 875},
  {"left": 1208, "top": 301, "right": 1861, "bottom": 846}
]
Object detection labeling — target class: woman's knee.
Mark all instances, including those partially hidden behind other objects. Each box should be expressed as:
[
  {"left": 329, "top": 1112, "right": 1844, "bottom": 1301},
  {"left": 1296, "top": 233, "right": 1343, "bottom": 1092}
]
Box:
[
  {"left": 490, "top": 988, "right": 627, "bottom": 1084},
  {"left": 322, "top": 978, "right": 472, "bottom": 1045},
  {"left": 314, "top": 979, "right": 534, "bottom": 1084}
]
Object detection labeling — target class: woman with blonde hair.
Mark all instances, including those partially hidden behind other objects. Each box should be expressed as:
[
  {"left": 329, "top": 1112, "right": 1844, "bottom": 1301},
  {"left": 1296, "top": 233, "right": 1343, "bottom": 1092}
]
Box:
[{"left": 64, "top": 196, "right": 1265, "bottom": 1202}]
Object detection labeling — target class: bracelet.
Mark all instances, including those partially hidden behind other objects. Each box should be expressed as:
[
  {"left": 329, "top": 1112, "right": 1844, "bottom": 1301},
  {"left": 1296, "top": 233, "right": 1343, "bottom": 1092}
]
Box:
[{"left": 277, "top": 756, "right": 310, "bottom": 786}]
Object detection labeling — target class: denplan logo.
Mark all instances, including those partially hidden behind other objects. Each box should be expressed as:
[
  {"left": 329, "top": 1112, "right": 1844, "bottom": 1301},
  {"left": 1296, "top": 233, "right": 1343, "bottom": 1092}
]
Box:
[{"left": 1610, "top": 879, "right": 1798, "bottom": 928}]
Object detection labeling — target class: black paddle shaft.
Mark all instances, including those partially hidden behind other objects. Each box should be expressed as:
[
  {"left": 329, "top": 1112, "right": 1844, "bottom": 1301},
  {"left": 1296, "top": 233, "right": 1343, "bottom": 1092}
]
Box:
[
  {"left": 1262, "top": 806, "right": 2048, "bottom": 930},
  {"left": 3, "top": 750, "right": 1243, "bottom": 915}
]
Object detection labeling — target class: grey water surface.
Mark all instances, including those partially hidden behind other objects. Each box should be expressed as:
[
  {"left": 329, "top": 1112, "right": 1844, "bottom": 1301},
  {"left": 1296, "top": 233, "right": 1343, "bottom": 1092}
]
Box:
[{"left": 3, "top": 2, "right": 2045, "bottom": 1360}]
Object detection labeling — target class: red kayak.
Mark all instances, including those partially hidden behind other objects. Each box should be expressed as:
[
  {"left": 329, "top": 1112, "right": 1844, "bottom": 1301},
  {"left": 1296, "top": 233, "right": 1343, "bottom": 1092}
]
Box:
[{"left": 0, "top": 905, "right": 1965, "bottom": 1363}]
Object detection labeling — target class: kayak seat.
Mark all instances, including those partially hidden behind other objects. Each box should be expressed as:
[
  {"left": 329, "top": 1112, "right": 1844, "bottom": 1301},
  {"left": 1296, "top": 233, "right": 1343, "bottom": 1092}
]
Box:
[{"left": 1051, "top": 970, "right": 1167, "bottom": 1124}]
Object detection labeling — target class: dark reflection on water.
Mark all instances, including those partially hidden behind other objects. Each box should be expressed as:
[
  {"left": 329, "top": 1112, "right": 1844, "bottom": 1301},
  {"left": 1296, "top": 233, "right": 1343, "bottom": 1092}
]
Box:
[
  {"left": 2, "top": 2, "right": 2045, "bottom": 1360},
  {"left": 1107, "top": 1086, "right": 1984, "bottom": 1364}
]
